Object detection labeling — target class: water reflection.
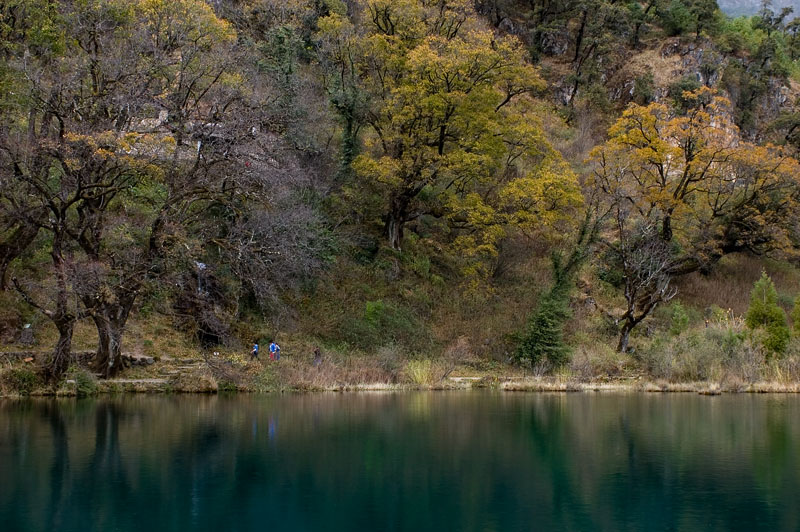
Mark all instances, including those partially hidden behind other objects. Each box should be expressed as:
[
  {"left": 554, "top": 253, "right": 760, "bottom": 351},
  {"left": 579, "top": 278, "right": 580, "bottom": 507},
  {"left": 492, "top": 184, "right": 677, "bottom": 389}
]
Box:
[{"left": 0, "top": 393, "right": 798, "bottom": 531}]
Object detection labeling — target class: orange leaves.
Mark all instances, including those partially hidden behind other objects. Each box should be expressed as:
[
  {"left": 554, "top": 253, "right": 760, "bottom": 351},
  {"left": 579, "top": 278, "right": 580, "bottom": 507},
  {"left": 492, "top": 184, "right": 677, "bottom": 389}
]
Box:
[{"left": 591, "top": 88, "right": 800, "bottom": 261}]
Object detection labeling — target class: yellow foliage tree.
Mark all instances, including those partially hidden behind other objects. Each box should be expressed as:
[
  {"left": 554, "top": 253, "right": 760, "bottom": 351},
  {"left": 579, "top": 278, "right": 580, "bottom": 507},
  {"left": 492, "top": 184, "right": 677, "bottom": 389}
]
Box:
[
  {"left": 325, "top": 0, "right": 581, "bottom": 257},
  {"left": 589, "top": 88, "right": 800, "bottom": 350}
]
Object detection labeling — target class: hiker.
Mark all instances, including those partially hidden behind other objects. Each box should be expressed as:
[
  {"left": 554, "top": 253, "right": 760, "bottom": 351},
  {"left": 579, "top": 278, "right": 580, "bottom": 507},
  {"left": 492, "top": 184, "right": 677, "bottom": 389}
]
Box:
[
  {"left": 312, "top": 346, "right": 322, "bottom": 368},
  {"left": 269, "top": 340, "right": 281, "bottom": 361},
  {"left": 251, "top": 342, "right": 259, "bottom": 360}
]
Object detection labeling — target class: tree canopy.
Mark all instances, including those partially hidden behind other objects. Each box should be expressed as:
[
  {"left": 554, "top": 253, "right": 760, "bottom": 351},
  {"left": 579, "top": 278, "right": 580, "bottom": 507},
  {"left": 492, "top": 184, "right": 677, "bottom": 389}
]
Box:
[
  {"left": 590, "top": 88, "right": 800, "bottom": 349},
  {"left": 321, "top": 0, "right": 581, "bottom": 262}
]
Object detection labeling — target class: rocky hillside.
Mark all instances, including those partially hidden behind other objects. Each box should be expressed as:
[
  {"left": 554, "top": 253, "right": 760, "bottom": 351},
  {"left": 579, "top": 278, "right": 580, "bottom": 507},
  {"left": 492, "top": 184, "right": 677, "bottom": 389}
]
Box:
[{"left": 719, "top": 0, "right": 799, "bottom": 16}]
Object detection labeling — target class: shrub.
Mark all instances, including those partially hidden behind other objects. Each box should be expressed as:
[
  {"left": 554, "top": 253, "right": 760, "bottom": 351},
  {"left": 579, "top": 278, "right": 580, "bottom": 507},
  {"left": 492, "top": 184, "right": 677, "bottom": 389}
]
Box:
[
  {"left": 633, "top": 72, "right": 655, "bottom": 105},
  {"left": 746, "top": 272, "right": 790, "bottom": 355},
  {"left": 642, "top": 332, "right": 710, "bottom": 381},
  {"left": 668, "top": 75, "right": 702, "bottom": 111},
  {"left": 405, "top": 359, "right": 434, "bottom": 386},
  {"left": 596, "top": 248, "right": 624, "bottom": 287},
  {"left": 776, "top": 342, "right": 800, "bottom": 381},
  {"left": 69, "top": 367, "right": 98, "bottom": 397},
  {"left": 442, "top": 336, "right": 475, "bottom": 369},
  {"left": 341, "top": 300, "right": 426, "bottom": 351},
  {"left": 217, "top": 380, "right": 238, "bottom": 392},
  {"left": 253, "top": 368, "right": 279, "bottom": 392},
  {"left": 377, "top": 344, "right": 405, "bottom": 381},
  {"left": 515, "top": 286, "right": 571, "bottom": 369},
  {"left": 642, "top": 321, "right": 764, "bottom": 383},
  {"left": 791, "top": 296, "right": 800, "bottom": 336},
  {"left": 669, "top": 302, "right": 690, "bottom": 336},
  {"left": 1, "top": 367, "right": 40, "bottom": 395},
  {"left": 661, "top": 0, "right": 694, "bottom": 36},
  {"left": 569, "top": 344, "right": 629, "bottom": 381}
]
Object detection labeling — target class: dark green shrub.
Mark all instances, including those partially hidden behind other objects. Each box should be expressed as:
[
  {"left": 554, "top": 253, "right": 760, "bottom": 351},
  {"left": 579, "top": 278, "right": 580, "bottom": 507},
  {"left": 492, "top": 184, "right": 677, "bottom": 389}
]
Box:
[
  {"left": 668, "top": 75, "right": 702, "bottom": 111},
  {"left": 596, "top": 248, "right": 624, "bottom": 287},
  {"left": 661, "top": 0, "right": 694, "bottom": 36},
  {"left": 669, "top": 302, "right": 690, "bottom": 336},
  {"left": 746, "top": 272, "right": 790, "bottom": 355},
  {"left": 217, "top": 380, "right": 238, "bottom": 392},
  {"left": 342, "top": 299, "right": 425, "bottom": 350},
  {"left": 516, "top": 284, "right": 571, "bottom": 368},
  {"left": 597, "top": 265, "right": 624, "bottom": 288},
  {"left": 70, "top": 367, "right": 98, "bottom": 397},
  {"left": 633, "top": 72, "right": 655, "bottom": 105},
  {"left": 516, "top": 213, "right": 598, "bottom": 370},
  {"left": 2, "top": 367, "right": 40, "bottom": 395}
]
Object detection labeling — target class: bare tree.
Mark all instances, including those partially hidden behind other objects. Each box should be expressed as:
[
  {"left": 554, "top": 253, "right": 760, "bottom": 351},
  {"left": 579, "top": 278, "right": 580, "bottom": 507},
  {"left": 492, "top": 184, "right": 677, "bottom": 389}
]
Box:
[{"left": 605, "top": 216, "right": 677, "bottom": 353}]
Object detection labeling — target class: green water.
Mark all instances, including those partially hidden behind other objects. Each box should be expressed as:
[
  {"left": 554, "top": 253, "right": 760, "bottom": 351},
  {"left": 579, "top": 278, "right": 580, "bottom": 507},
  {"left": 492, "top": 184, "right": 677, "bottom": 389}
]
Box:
[{"left": 1, "top": 393, "right": 799, "bottom": 531}]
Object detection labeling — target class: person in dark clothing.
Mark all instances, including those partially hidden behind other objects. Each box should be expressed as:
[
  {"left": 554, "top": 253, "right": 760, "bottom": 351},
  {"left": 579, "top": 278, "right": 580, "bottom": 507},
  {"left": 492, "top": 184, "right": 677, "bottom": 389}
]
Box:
[
  {"left": 312, "top": 346, "right": 322, "bottom": 368},
  {"left": 251, "top": 342, "right": 259, "bottom": 360}
]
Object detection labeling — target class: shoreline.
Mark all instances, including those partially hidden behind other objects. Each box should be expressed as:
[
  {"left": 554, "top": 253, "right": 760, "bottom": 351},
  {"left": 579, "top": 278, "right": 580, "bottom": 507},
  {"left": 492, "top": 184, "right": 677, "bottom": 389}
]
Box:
[
  {"left": 2, "top": 376, "right": 800, "bottom": 398},
  {"left": 4, "top": 350, "right": 800, "bottom": 397}
]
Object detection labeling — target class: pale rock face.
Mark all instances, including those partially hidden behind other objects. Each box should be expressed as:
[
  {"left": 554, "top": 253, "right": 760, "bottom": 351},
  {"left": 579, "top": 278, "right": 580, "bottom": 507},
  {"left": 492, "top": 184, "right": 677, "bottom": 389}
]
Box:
[{"left": 717, "top": 0, "right": 799, "bottom": 16}]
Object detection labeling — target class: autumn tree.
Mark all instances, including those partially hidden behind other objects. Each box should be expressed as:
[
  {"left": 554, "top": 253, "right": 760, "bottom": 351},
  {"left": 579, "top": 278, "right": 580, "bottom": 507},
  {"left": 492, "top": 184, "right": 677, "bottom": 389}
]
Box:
[
  {"left": 0, "top": 0, "right": 82, "bottom": 380},
  {"left": 323, "top": 0, "right": 580, "bottom": 257},
  {"left": 1, "top": 0, "right": 339, "bottom": 378},
  {"left": 1, "top": 0, "right": 243, "bottom": 378},
  {"left": 590, "top": 88, "right": 800, "bottom": 350},
  {"left": 67, "top": 0, "right": 246, "bottom": 377}
]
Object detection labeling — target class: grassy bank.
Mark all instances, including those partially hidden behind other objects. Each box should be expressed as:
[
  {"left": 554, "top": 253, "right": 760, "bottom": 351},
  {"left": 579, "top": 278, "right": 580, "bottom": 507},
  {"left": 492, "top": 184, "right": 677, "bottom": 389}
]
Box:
[
  {"left": 4, "top": 253, "right": 800, "bottom": 398},
  {"left": 3, "top": 353, "right": 800, "bottom": 397}
]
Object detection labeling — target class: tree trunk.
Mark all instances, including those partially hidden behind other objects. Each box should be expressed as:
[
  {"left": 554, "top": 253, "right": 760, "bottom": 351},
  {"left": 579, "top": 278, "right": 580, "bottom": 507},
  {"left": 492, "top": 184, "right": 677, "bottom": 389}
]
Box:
[
  {"left": 47, "top": 317, "right": 74, "bottom": 383},
  {"left": 91, "top": 304, "right": 132, "bottom": 379},
  {"left": 386, "top": 195, "right": 410, "bottom": 251},
  {"left": 46, "top": 228, "right": 75, "bottom": 383},
  {"left": 0, "top": 223, "right": 39, "bottom": 290},
  {"left": 662, "top": 215, "right": 673, "bottom": 242},
  {"left": 617, "top": 320, "right": 634, "bottom": 353},
  {"left": 387, "top": 216, "right": 403, "bottom": 251},
  {"left": 337, "top": 113, "right": 358, "bottom": 181},
  {"left": 573, "top": 10, "right": 588, "bottom": 63}
]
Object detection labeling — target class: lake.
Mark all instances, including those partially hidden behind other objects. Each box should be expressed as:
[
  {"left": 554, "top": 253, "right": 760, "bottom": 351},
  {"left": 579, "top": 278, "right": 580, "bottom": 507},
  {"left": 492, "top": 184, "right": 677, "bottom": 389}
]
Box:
[{"left": 1, "top": 392, "right": 799, "bottom": 531}]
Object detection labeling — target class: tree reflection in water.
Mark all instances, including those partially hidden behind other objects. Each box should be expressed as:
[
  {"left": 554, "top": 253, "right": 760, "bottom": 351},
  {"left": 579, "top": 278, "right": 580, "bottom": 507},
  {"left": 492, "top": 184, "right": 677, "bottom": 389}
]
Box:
[{"left": 0, "top": 393, "right": 798, "bottom": 531}]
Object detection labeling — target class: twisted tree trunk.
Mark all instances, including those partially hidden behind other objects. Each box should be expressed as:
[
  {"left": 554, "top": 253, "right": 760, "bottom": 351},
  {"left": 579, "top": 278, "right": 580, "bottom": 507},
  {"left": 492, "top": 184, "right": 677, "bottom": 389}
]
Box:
[
  {"left": 0, "top": 223, "right": 39, "bottom": 290},
  {"left": 91, "top": 297, "right": 134, "bottom": 379},
  {"left": 386, "top": 195, "right": 410, "bottom": 251},
  {"left": 48, "top": 316, "right": 75, "bottom": 383}
]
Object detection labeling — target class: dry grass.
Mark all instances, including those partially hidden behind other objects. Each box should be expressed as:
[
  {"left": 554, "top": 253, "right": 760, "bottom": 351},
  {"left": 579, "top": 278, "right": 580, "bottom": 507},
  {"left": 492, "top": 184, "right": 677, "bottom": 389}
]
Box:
[
  {"left": 502, "top": 377, "right": 800, "bottom": 394},
  {"left": 624, "top": 45, "right": 685, "bottom": 88},
  {"left": 429, "top": 244, "right": 553, "bottom": 361},
  {"left": 404, "top": 359, "right": 434, "bottom": 386},
  {"left": 568, "top": 343, "right": 637, "bottom": 381},
  {"left": 676, "top": 254, "right": 800, "bottom": 316},
  {"left": 168, "top": 370, "right": 218, "bottom": 393}
]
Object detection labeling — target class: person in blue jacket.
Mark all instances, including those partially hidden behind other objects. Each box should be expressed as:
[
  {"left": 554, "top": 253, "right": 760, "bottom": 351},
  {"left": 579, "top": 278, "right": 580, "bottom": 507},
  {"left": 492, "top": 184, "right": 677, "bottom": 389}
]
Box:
[
  {"left": 251, "top": 342, "right": 259, "bottom": 360},
  {"left": 269, "top": 340, "right": 281, "bottom": 361}
]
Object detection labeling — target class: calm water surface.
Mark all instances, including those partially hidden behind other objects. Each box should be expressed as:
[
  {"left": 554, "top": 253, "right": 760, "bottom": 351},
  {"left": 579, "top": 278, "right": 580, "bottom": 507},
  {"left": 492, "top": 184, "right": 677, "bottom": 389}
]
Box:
[{"left": 1, "top": 392, "right": 799, "bottom": 531}]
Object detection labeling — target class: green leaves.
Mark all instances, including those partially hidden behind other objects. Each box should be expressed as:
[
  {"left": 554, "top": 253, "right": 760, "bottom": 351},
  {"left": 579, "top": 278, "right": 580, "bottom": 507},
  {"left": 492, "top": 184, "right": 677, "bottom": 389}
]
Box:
[
  {"left": 342, "top": 0, "right": 581, "bottom": 266},
  {"left": 746, "top": 272, "right": 790, "bottom": 355}
]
